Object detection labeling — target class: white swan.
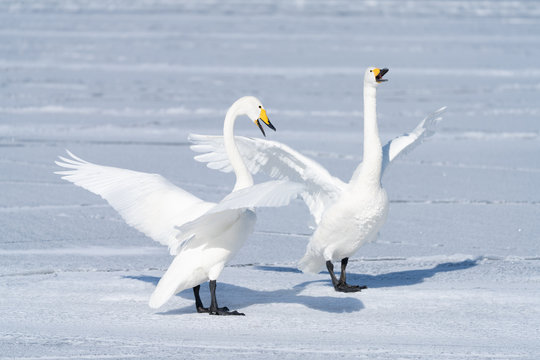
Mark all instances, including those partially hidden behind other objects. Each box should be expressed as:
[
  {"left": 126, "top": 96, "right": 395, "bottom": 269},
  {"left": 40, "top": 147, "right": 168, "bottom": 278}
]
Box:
[
  {"left": 55, "top": 96, "right": 303, "bottom": 314},
  {"left": 189, "top": 68, "right": 446, "bottom": 292}
]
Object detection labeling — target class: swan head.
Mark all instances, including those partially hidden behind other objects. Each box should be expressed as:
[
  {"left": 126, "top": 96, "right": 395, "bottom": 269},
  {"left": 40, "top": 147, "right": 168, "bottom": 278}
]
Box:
[
  {"left": 233, "top": 96, "right": 276, "bottom": 137},
  {"left": 364, "top": 67, "right": 389, "bottom": 87}
]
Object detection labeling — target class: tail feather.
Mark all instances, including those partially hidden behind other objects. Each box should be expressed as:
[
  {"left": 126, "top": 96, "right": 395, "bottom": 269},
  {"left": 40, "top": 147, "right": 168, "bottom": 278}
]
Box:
[
  {"left": 298, "top": 251, "right": 326, "bottom": 274},
  {"left": 148, "top": 253, "right": 205, "bottom": 309}
]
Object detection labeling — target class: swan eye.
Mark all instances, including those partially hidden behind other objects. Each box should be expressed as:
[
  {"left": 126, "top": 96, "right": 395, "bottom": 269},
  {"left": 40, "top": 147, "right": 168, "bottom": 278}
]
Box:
[{"left": 259, "top": 105, "right": 262, "bottom": 108}]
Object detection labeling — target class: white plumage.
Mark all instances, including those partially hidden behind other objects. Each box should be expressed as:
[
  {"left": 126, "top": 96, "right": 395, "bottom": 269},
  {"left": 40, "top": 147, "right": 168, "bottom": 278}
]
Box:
[
  {"left": 190, "top": 68, "right": 446, "bottom": 291},
  {"left": 190, "top": 133, "right": 346, "bottom": 225},
  {"left": 56, "top": 150, "right": 213, "bottom": 251},
  {"left": 56, "top": 96, "right": 302, "bottom": 314}
]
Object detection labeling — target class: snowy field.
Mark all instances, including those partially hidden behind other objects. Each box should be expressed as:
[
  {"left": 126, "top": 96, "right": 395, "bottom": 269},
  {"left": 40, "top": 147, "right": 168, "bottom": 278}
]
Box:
[{"left": 1, "top": 0, "right": 540, "bottom": 359}]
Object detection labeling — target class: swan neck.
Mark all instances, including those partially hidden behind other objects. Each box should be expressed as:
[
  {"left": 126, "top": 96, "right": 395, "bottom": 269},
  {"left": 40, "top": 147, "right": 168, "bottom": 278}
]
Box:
[
  {"left": 224, "top": 105, "right": 254, "bottom": 192},
  {"left": 357, "top": 85, "right": 382, "bottom": 185}
]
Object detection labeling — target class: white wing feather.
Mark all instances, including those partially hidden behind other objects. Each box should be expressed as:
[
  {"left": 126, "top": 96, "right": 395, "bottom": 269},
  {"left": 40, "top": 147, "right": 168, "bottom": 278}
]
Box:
[
  {"left": 189, "top": 134, "right": 345, "bottom": 224},
  {"left": 169, "top": 209, "right": 249, "bottom": 255},
  {"left": 209, "top": 180, "right": 304, "bottom": 214},
  {"left": 168, "top": 180, "right": 302, "bottom": 254},
  {"left": 55, "top": 150, "right": 214, "bottom": 252},
  {"left": 381, "top": 106, "right": 446, "bottom": 175}
]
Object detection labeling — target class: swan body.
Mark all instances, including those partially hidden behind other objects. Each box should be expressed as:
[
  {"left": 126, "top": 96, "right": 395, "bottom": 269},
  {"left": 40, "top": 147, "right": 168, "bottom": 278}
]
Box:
[
  {"left": 149, "top": 208, "right": 256, "bottom": 308},
  {"left": 298, "top": 68, "right": 389, "bottom": 276},
  {"left": 299, "top": 180, "right": 388, "bottom": 273},
  {"left": 190, "top": 69, "right": 446, "bottom": 291},
  {"left": 56, "top": 96, "right": 302, "bottom": 313}
]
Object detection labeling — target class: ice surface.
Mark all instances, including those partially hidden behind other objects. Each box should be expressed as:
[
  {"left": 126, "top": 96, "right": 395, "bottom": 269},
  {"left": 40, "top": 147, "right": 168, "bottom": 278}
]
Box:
[{"left": 1, "top": 0, "right": 539, "bottom": 359}]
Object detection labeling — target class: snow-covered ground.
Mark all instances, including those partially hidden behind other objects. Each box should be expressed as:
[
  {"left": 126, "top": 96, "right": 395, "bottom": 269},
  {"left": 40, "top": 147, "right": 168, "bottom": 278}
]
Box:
[{"left": 1, "top": 1, "right": 540, "bottom": 359}]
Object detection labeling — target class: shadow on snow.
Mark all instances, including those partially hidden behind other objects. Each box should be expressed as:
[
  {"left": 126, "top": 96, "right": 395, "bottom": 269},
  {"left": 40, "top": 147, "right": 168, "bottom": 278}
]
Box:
[
  {"left": 124, "top": 274, "right": 364, "bottom": 315},
  {"left": 123, "top": 259, "right": 477, "bottom": 315},
  {"left": 268, "top": 259, "right": 480, "bottom": 290},
  {"left": 350, "top": 259, "right": 479, "bottom": 288}
]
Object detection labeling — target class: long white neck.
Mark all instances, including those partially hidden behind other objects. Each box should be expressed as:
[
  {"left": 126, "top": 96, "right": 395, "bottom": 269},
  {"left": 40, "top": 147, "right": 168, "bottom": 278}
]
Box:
[
  {"left": 223, "top": 104, "right": 254, "bottom": 192},
  {"left": 351, "top": 85, "right": 383, "bottom": 186}
]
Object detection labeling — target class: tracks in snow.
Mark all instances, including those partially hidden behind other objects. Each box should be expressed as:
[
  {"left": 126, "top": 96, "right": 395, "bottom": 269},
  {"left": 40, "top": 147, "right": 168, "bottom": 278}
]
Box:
[
  {"left": 2, "top": 197, "right": 536, "bottom": 215},
  {"left": 1, "top": 254, "right": 539, "bottom": 279},
  {"left": 0, "top": 203, "right": 108, "bottom": 213}
]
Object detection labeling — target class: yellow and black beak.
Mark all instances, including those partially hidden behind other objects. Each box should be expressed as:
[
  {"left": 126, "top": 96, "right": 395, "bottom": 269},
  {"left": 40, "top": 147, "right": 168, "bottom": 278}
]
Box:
[
  {"left": 255, "top": 108, "right": 276, "bottom": 137},
  {"left": 374, "top": 68, "right": 389, "bottom": 82}
]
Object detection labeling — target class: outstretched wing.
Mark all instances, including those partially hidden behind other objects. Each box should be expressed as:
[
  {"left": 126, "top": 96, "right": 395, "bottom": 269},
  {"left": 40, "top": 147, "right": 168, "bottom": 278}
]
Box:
[
  {"left": 168, "top": 180, "right": 303, "bottom": 254},
  {"left": 209, "top": 180, "right": 304, "bottom": 214},
  {"left": 189, "top": 134, "right": 346, "bottom": 224},
  {"left": 55, "top": 150, "right": 214, "bottom": 252},
  {"left": 381, "top": 106, "right": 446, "bottom": 176}
]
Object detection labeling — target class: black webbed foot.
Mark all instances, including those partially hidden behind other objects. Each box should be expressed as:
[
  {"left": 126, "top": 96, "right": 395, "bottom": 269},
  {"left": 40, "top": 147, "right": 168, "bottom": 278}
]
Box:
[
  {"left": 197, "top": 306, "right": 230, "bottom": 314},
  {"left": 207, "top": 280, "right": 244, "bottom": 315},
  {"left": 334, "top": 281, "right": 367, "bottom": 293},
  {"left": 209, "top": 308, "right": 245, "bottom": 316},
  {"left": 327, "top": 258, "right": 368, "bottom": 293}
]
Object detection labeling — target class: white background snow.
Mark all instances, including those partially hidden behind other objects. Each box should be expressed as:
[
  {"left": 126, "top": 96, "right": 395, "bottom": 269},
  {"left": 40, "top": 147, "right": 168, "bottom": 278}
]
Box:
[{"left": 1, "top": 0, "right": 539, "bottom": 359}]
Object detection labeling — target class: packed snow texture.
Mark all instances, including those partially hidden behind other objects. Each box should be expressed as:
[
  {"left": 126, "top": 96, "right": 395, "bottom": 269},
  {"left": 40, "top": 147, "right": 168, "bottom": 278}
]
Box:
[{"left": 1, "top": 0, "right": 540, "bottom": 359}]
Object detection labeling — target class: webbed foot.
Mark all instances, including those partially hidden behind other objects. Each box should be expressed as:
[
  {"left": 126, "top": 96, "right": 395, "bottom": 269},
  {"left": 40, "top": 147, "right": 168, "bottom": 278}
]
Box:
[
  {"left": 334, "top": 282, "right": 367, "bottom": 293},
  {"left": 197, "top": 306, "right": 229, "bottom": 313},
  {"left": 209, "top": 308, "right": 244, "bottom": 316}
]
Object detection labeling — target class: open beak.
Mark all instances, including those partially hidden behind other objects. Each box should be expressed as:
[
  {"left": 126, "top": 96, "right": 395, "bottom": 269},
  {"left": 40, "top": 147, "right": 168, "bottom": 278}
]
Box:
[
  {"left": 255, "top": 108, "right": 276, "bottom": 137},
  {"left": 375, "top": 68, "right": 389, "bottom": 82},
  {"left": 256, "top": 119, "right": 266, "bottom": 137}
]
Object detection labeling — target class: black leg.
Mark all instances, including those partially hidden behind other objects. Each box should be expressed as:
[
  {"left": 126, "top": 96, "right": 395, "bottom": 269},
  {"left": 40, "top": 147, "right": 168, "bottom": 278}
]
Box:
[
  {"left": 194, "top": 283, "right": 230, "bottom": 314},
  {"left": 193, "top": 285, "right": 208, "bottom": 313},
  {"left": 328, "top": 258, "right": 367, "bottom": 293},
  {"left": 208, "top": 280, "right": 244, "bottom": 316},
  {"left": 326, "top": 260, "right": 340, "bottom": 288},
  {"left": 339, "top": 257, "right": 349, "bottom": 284},
  {"left": 209, "top": 280, "right": 219, "bottom": 313}
]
